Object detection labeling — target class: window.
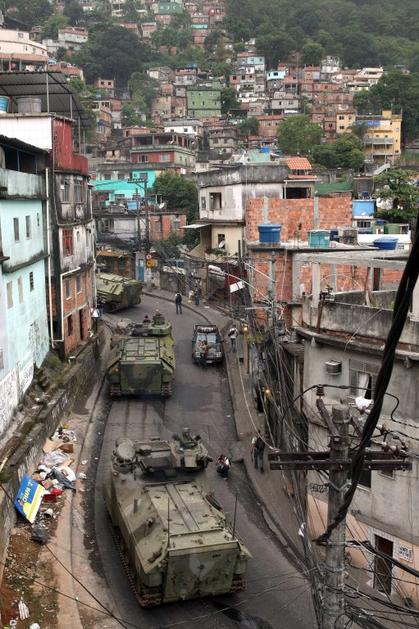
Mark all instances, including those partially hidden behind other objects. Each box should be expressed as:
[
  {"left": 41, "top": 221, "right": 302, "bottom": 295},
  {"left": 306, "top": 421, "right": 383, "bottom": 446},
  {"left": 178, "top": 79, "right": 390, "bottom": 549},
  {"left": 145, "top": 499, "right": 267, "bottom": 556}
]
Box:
[
  {"left": 29, "top": 272, "right": 34, "bottom": 291},
  {"left": 76, "top": 274, "right": 82, "bottom": 293},
  {"left": 18, "top": 277, "right": 23, "bottom": 303},
  {"left": 209, "top": 192, "right": 222, "bottom": 210},
  {"left": 140, "top": 155, "right": 148, "bottom": 163},
  {"left": 217, "top": 233, "right": 226, "bottom": 249},
  {"left": 63, "top": 228, "right": 73, "bottom": 256},
  {"left": 14, "top": 217, "right": 19, "bottom": 241},
  {"left": 101, "top": 218, "right": 114, "bottom": 233},
  {"left": 25, "top": 215, "right": 31, "bottom": 238},
  {"left": 349, "top": 359, "right": 379, "bottom": 398},
  {"left": 65, "top": 279, "right": 71, "bottom": 299},
  {"left": 6, "top": 282, "right": 13, "bottom": 308},
  {"left": 160, "top": 154, "right": 170, "bottom": 162},
  {"left": 67, "top": 314, "right": 73, "bottom": 335},
  {"left": 201, "top": 196, "right": 206, "bottom": 210},
  {"left": 61, "top": 178, "right": 71, "bottom": 202},
  {"left": 74, "top": 178, "right": 84, "bottom": 203}
]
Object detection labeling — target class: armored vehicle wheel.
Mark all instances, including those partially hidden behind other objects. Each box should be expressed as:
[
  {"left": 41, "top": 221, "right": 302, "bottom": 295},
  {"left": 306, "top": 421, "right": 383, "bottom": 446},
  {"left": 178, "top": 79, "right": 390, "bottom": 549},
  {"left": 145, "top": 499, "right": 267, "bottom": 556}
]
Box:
[
  {"left": 110, "top": 384, "right": 122, "bottom": 398},
  {"left": 161, "top": 382, "right": 172, "bottom": 398}
]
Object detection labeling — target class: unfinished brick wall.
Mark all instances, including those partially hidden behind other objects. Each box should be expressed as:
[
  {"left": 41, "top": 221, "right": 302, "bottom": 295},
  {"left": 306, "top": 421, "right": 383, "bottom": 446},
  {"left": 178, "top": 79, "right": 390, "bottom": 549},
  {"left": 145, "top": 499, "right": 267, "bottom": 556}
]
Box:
[{"left": 245, "top": 193, "right": 352, "bottom": 243}]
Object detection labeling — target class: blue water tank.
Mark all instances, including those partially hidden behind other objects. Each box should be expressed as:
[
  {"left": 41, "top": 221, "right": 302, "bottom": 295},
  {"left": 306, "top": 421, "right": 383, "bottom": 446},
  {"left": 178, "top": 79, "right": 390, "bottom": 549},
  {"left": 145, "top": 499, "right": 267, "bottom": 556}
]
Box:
[
  {"left": 259, "top": 146, "right": 270, "bottom": 153},
  {"left": 308, "top": 230, "right": 331, "bottom": 248},
  {"left": 258, "top": 224, "right": 281, "bottom": 244},
  {"left": 373, "top": 237, "right": 398, "bottom": 251},
  {"left": 0, "top": 96, "right": 9, "bottom": 114}
]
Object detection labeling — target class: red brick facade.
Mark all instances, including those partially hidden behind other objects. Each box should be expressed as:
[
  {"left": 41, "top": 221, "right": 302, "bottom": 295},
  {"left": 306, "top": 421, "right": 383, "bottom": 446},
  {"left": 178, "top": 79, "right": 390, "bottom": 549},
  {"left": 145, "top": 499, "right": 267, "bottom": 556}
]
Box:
[{"left": 245, "top": 193, "right": 353, "bottom": 243}]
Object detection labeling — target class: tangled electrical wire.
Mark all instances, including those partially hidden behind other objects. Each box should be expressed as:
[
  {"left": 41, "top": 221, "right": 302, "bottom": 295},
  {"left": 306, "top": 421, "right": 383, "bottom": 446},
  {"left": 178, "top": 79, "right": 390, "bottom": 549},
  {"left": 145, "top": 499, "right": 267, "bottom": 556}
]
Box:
[{"left": 316, "top": 216, "right": 419, "bottom": 545}]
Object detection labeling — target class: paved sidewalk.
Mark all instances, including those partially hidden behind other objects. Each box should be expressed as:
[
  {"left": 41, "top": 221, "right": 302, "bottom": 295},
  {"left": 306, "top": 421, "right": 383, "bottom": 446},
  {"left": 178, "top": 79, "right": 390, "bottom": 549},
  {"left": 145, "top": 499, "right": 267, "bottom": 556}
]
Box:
[{"left": 145, "top": 287, "right": 306, "bottom": 565}]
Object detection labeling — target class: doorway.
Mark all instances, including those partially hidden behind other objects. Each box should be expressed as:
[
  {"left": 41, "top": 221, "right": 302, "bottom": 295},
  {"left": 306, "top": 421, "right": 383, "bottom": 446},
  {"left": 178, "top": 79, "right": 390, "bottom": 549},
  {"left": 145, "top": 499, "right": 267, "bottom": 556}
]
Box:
[
  {"left": 79, "top": 308, "right": 85, "bottom": 340},
  {"left": 374, "top": 535, "right": 393, "bottom": 595}
]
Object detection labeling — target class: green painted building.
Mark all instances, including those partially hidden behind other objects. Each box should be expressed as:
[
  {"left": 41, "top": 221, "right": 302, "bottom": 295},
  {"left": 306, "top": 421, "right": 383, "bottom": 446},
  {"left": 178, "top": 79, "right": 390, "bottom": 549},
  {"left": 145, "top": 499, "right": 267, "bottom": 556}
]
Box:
[{"left": 187, "top": 86, "right": 221, "bottom": 119}]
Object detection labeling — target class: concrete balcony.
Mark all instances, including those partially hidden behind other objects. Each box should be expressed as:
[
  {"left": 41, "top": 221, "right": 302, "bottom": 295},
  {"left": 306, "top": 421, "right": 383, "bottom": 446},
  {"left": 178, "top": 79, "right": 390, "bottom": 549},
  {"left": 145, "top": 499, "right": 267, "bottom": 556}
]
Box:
[{"left": 0, "top": 168, "right": 44, "bottom": 198}]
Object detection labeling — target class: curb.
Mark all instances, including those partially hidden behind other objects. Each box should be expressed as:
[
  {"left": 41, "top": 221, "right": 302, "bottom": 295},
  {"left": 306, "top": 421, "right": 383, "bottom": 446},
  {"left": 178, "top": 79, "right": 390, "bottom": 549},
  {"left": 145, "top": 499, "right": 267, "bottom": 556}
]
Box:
[{"left": 144, "top": 289, "right": 306, "bottom": 566}]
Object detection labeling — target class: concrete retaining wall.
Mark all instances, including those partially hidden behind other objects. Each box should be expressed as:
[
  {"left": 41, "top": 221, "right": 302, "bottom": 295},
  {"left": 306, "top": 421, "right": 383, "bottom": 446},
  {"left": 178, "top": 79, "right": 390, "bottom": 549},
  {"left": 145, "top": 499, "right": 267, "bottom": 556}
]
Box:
[{"left": 0, "top": 330, "right": 105, "bottom": 582}]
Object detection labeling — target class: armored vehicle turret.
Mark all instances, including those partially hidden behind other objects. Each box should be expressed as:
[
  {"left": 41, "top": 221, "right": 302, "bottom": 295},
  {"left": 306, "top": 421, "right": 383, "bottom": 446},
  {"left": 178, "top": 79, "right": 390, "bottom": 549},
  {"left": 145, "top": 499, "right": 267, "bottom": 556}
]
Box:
[
  {"left": 106, "top": 312, "right": 175, "bottom": 397},
  {"left": 104, "top": 433, "right": 250, "bottom": 607},
  {"left": 96, "top": 272, "right": 143, "bottom": 312}
]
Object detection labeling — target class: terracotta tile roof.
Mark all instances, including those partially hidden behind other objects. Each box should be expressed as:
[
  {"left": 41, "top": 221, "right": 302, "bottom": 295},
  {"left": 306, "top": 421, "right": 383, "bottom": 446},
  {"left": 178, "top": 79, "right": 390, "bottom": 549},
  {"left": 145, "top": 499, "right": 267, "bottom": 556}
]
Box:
[{"left": 285, "top": 157, "right": 312, "bottom": 170}]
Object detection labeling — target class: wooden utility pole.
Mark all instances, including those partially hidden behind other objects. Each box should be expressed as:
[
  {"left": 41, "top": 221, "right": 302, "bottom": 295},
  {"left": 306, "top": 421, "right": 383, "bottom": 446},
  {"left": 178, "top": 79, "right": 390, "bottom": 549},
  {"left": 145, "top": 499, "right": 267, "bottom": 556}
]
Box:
[{"left": 269, "top": 394, "right": 412, "bottom": 629}]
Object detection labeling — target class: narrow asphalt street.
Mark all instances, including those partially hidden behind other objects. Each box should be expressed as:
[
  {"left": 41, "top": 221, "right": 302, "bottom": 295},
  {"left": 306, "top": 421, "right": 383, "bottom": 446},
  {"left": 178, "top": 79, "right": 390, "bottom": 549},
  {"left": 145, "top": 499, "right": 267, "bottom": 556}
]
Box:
[{"left": 93, "top": 294, "right": 316, "bottom": 629}]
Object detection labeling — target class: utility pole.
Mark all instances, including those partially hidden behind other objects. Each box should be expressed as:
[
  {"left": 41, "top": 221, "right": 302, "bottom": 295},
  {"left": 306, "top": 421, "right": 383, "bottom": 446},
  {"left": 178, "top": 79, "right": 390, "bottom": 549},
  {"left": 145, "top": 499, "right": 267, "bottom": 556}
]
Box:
[
  {"left": 268, "top": 390, "right": 412, "bottom": 629},
  {"left": 323, "top": 404, "right": 349, "bottom": 629}
]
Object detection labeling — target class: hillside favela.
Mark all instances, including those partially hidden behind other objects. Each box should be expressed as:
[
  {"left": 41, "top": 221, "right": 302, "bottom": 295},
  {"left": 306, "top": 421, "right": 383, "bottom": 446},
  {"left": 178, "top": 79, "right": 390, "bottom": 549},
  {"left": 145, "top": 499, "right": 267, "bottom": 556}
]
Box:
[{"left": 0, "top": 1, "right": 419, "bottom": 628}]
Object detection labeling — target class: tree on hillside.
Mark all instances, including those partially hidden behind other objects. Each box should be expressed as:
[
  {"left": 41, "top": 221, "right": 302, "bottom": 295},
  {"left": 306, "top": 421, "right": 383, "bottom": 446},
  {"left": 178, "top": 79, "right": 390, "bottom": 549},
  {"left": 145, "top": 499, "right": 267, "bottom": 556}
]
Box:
[
  {"left": 121, "top": 103, "right": 143, "bottom": 127},
  {"left": 255, "top": 31, "right": 296, "bottom": 68},
  {"left": 277, "top": 115, "right": 322, "bottom": 155},
  {"left": 12, "top": 0, "right": 53, "bottom": 27},
  {"left": 64, "top": 0, "right": 84, "bottom": 25},
  {"left": 313, "top": 134, "right": 364, "bottom": 170},
  {"left": 151, "top": 12, "right": 192, "bottom": 50},
  {"left": 122, "top": 0, "right": 140, "bottom": 22},
  {"left": 238, "top": 117, "right": 259, "bottom": 140},
  {"left": 301, "top": 41, "right": 324, "bottom": 66},
  {"left": 42, "top": 13, "right": 70, "bottom": 39},
  {"left": 73, "top": 24, "right": 151, "bottom": 86},
  {"left": 221, "top": 86, "right": 239, "bottom": 114},
  {"left": 353, "top": 69, "right": 419, "bottom": 142},
  {"left": 152, "top": 172, "right": 198, "bottom": 224},
  {"left": 128, "top": 72, "right": 160, "bottom": 115},
  {"left": 374, "top": 169, "right": 419, "bottom": 222}
]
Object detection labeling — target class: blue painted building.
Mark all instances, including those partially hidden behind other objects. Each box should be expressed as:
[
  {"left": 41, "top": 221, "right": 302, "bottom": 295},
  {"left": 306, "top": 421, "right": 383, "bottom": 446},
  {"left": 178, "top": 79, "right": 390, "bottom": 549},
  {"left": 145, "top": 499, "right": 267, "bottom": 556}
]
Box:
[{"left": 0, "top": 138, "right": 49, "bottom": 437}]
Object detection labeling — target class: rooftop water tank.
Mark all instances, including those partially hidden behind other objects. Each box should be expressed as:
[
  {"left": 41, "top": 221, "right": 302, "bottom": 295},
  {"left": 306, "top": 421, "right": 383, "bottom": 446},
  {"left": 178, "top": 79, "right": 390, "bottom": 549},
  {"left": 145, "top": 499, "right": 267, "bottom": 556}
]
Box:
[
  {"left": 258, "top": 224, "right": 281, "bottom": 244},
  {"left": 373, "top": 237, "right": 398, "bottom": 251},
  {"left": 308, "top": 230, "right": 330, "bottom": 248},
  {"left": 0, "top": 96, "right": 9, "bottom": 115},
  {"left": 17, "top": 97, "right": 42, "bottom": 114}
]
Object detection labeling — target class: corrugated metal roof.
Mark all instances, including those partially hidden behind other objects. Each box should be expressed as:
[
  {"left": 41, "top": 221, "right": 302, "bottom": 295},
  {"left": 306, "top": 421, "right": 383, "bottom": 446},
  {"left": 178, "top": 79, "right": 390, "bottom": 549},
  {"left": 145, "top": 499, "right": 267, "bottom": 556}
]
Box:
[{"left": 0, "top": 71, "right": 90, "bottom": 127}]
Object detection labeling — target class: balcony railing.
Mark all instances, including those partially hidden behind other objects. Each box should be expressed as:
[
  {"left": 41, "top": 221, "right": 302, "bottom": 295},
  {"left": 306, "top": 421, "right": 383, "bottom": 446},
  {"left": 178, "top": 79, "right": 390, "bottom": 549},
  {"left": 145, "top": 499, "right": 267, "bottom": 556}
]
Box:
[{"left": 0, "top": 168, "right": 44, "bottom": 198}]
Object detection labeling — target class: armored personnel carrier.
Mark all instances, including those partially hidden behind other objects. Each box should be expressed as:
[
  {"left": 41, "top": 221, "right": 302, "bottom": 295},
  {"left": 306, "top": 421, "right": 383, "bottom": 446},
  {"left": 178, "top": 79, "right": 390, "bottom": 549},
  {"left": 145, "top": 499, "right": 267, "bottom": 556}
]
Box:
[
  {"left": 104, "top": 431, "right": 250, "bottom": 606},
  {"left": 96, "top": 272, "right": 143, "bottom": 312},
  {"left": 106, "top": 312, "right": 175, "bottom": 398}
]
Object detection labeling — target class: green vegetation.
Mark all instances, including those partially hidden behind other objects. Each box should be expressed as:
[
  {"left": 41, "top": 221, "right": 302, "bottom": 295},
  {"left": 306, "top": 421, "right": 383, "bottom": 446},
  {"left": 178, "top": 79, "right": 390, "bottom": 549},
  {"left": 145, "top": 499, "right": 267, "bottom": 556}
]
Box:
[
  {"left": 73, "top": 24, "right": 151, "bottom": 86},
  {"left": 224, "top": 0, "right": 419, "bottom": 70},
  {"left": 353, "top": 69, "right": 419, "bottom": 141},
  {"left": 374, "top": 169, "right": 419, "bottom": 222},
  {"left": 238, "top": 116, "right": 259, "bottom": 140},
  {"left": 152, "top": 172, "right": 199, "bottom": 224},
  {"left": 313, "top": 134, "right": 364, "bottom": 170},
  {"left": 277, "top": 115, "right": 322, "bottom": 155}
]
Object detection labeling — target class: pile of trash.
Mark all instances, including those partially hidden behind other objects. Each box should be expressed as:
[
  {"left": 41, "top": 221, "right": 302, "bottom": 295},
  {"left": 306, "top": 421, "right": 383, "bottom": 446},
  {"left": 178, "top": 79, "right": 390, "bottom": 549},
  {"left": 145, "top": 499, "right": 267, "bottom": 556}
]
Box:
[{"left": 14, "top": 422, "right": 82, "bottom": 543}]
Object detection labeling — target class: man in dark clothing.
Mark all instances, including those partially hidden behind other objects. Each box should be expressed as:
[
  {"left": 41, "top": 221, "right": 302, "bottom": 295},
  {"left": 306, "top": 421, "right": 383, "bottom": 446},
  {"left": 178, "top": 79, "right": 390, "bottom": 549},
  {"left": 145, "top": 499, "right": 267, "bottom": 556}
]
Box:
[
  {"left": 175, "top": 291, "right": 182, "bottom": 314},
  {"left": 254, "top": 435, "right": 265, "bottom": 473}
]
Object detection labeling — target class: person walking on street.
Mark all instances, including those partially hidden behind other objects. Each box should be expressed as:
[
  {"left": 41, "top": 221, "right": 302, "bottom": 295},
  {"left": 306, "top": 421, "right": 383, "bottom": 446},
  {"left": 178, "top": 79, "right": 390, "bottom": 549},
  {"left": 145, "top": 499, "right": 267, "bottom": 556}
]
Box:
[
  {"left": 228, "top": 324, "right": 238, "bottom": 352},
  {"left": 175, "top": 291, "right": 182, "bottom": 314},
  {"left": 199, "top": 340, "right": 209, "bottom": 369},
  {"left": 91, "top": 305, "right": 100, "bottom": 333},
  {"left": 217, "top": 454, "right": 231, "bottom": 479},
  {"left": 254, "top": 435, "right": 265, "bottom": 473},
  {"left": 194, "top": 286, "right": 201, "bottom": 306}
]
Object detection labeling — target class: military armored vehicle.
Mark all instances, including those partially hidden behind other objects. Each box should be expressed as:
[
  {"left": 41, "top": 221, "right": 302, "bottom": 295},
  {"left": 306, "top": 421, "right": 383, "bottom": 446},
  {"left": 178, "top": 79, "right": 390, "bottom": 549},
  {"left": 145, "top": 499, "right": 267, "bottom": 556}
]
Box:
[
  {"left": 106, "top": 312, "right": 175, "bottom": 397},
  {"left": 96, "top": 272, "right": 143, "bottom": 312},
  {"left": 104, "top": 431, "right": 250, "bottom": 606}
]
